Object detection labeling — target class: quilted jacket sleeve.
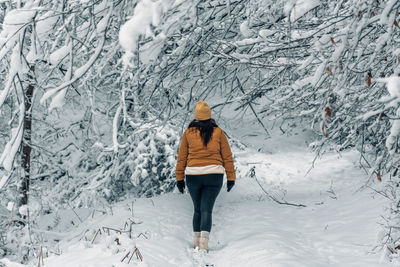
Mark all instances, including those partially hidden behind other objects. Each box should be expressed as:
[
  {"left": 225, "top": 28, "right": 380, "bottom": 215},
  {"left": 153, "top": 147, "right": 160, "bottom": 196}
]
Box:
[
  {"left": 175, "top": 131, "right": 188, "bottom": 181},
  {"left": 220, "top": 130, "right": 236, "bottom": 181}
]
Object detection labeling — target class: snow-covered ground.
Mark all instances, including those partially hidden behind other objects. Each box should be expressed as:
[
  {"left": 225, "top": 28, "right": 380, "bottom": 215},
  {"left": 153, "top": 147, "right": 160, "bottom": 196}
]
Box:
[{"left": 0, "top": 137, "right": 390, "bottom": 266}]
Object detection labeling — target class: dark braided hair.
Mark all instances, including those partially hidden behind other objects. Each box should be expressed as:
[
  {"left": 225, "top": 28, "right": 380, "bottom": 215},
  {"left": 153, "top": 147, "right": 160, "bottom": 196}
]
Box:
[{"left": 188, "top": 119, "right": 218, "bottom": 147}]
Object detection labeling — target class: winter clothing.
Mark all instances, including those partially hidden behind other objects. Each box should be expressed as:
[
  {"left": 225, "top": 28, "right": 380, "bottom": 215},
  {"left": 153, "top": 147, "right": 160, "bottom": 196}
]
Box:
[
  {"left": 175, "top": 127, "right": 236, "bottom": 181},
  {"left": 177, "top": 180, "right": 185, "bottom": 194},
  {"left": 185, "top": 165, "right": 225, "bottom": 175},
  {"left": 194, "top": 232, "right": 201, "bottom": 249},
  {"left": 199, "top": 231, "right": 210, "bottom": 251},
  {"left": 186, "top": 174, "right": 223, "bottom": 232},
  {"left": 227, "top": 180, "right": 235, "bottom": 192},
  {"left": 195, "top": 100, "right": 211, "bottom": 121},
  {"left": 175, "top": 100, "right": 236, "bottom": 252}
]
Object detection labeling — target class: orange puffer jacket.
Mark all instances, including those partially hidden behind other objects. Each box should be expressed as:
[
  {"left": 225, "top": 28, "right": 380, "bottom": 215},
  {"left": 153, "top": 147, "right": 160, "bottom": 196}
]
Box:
[{"left": 175, "top": 127, "right": 236, "bottom": 181}]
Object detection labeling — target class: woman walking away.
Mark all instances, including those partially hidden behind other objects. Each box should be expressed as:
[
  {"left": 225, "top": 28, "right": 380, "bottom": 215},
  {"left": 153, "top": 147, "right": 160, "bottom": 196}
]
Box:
[{"left": 175, "top": 100, "right": 236, "bottom": 252}]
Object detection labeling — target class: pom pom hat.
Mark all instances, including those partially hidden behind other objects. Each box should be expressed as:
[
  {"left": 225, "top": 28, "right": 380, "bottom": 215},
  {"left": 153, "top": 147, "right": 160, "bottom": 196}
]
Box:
[{"left": 194, "top": 100, "right": 211, "bottom": 120}]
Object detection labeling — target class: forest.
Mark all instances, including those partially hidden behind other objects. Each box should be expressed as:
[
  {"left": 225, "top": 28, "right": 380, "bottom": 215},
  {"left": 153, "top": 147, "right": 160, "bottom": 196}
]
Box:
[{"left": 0, "top": 0, "right": 400, "bottom": 266}]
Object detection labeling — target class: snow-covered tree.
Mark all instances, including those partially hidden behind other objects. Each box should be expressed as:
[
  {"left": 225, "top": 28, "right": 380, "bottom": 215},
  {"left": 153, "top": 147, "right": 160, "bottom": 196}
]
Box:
[
  {"left": 117, "top": 0, "right": 400, "bottom": 256},
  {"left": 0, "top": 0, "right": 399, "bottom": 261}
]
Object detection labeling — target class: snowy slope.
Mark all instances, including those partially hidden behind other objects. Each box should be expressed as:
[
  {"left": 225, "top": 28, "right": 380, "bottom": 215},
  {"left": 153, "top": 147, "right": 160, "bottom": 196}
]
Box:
[{"left": 1, "top": 144, "right": 390, "bottom": 267}]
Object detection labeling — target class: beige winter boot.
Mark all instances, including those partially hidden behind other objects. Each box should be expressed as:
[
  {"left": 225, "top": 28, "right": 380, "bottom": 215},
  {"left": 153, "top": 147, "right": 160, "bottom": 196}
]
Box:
[
  {"left": 199, "top": 231, "right": 210, "bottom": 252},
  {"left": 194, "top": 232, "right": 201, "bottom": 249}
]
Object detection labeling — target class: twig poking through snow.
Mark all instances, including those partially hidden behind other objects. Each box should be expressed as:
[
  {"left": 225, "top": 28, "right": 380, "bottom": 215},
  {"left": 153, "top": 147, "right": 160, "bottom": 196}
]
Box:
[
  {"left": 137, "top": 232, "right": 148, "bottom": 239},
  {"left": 67, "top": 202, "right": 83, "bottom": 223},
  {"left": 37, "top": 246, "right": 44, "bottom": 267},
  {"left": 102, "top": 226, "right": 122, "bottom": 235},
  {"left": 248, "top": 166, "right": 307, "bottom": 207},
  {"left": 121, "top": 251, "right": 131, "bottom": 262},
  {"left": 91, "top": 228, "right": 102, "bottom": 244},
  {"left": 121, "top": 247, "right": 143, "bottom": 263}
]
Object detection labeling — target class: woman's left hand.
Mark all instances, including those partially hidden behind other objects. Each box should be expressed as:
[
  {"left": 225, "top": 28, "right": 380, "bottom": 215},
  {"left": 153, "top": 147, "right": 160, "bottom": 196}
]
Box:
[{"left": 227, "top": 180, "right": 235, "bottom": 192}]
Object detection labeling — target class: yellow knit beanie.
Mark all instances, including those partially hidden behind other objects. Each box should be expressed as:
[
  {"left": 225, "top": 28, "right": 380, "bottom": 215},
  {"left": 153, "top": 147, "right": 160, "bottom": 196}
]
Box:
[{"left": 194, "top": 100, "right": 211, "bottom": 121}]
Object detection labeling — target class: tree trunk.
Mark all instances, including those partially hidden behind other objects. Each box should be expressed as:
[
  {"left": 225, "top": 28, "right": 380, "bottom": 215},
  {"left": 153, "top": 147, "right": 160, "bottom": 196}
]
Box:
[{"left": 19, "top": 66, "right": 34, "bottom": 209}]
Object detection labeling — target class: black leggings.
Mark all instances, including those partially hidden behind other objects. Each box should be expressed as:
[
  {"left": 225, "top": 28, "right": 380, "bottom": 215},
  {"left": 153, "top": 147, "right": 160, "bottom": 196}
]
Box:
[{"left": 186, "top": 174, "right": 223, "bottom": 232}]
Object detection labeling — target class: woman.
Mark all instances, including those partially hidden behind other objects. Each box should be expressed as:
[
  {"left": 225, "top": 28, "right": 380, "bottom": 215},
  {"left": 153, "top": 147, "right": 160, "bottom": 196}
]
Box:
[{"left": 175, "top": 100, "right": 236, "bottom": 251}]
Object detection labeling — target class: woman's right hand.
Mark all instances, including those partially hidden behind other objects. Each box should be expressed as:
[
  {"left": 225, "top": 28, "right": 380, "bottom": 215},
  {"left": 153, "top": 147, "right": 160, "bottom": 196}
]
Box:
[{"left": 177, "top": 180, "right": 185, "bottom": 194}]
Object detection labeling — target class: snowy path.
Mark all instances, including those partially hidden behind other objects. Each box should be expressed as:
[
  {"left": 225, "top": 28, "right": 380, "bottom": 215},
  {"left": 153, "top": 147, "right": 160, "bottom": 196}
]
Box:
[
  {"left": 13, "top": 147, "right": 389, "bottom": 267},
  {"left": 198, "top": 149, "right": 387, "bottom": 267}
]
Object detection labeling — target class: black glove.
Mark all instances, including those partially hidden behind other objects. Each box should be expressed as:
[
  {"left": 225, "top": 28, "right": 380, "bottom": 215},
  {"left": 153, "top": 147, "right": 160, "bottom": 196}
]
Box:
[
  {"left": 177, "top": 180, "right": 185, "bottom": 194},
  {"left": 227, "top": 180, "right": 235, "bottom": 192}
]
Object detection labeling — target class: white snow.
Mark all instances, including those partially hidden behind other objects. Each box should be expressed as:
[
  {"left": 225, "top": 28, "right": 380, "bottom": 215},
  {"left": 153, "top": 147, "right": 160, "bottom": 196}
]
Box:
[
  {"left": 235, "top": 37, "right": 262, "bottom": 46},
  {"left": 283, "top": 0, "right": 296, "bottom": 17},
  {"left": 0, "top": 8, "right": 36, "bottom": 50},
  {"left": 36, "top": 12, "right": 60, "bottom": 36},
  {"left": 379, "top": 0, "right": 397, "bottom": 25},
  {"left": 7, "top": 201, "right": 14, "bottom": 211},
  {"left": 318, "top": 34, "right": 331, "bottom": 45},
  {"left": 113, "top": 105, "right": 122, "bottom": 152},
  {"left": 291, "top": 29, "right": 312, "bottom": 39},
  {"left": 289, "top": 0, "right": 321, "bottom": 22},
  {"left": 18, "top": 204, "right": 29, "bottom": 217},
  {"left": 331, "top": 37, "right": 346, "bottom": 62},
  {"left": 2, "top": 141, "right": 388, "bottom": 266},
  {"left": 119, "top": 0, "right": 162, "bottom": 64},
  {"left": 231, "top": 52, "right": 251, "bottom": 62},
  {"left": 0, "top": 46, "right": 22, "bottom": 108},
  {"left": 139, "top": 33, "right": 166, "bottom": 64},
  {"left": 0, "top": 2, "right": 397, "bottom": 266},
  {"left": 41, "top": 35, "right": 106, "bottom": 110},
  {"left": 96, "top": 11, "right": 111, "bottom": 33},
  {"left": 119, "top": 0, "right": 178, "bottom": 66},
  {"left": 258, "top": 29, "right": 275, "bottom": 39},
  {"left": 48, "top": 88, "right": 67, "bottom": 111},
  {"left": 377, "top": 76, "right": 400, "bottom": 98},
  {"left": 0, "top": 174, "right": 10, "bottom": 190},
  {"left": 0, "top": 103, "right": 24, "bottom": 171},
  {"left": 372, "top": 33, "right": 390, "bottom": 65},
  {"left": 40, "top": 87, "right": 61, "bottom": 105},
  {"left": 239, "top": 21, "right": 253, "bottom": 38},
  {"left": 49, "top": 45, "right": 70, "bottom": 66},
  {"left": 360, "top": 109, "right": 385, "bottom": 121},
  {"left": 298, "top": 54, "right": 315, "bottom": 70},
  {"left": 74, "top": 37, "right": 105, "bottom": 77},
  {"left": 0, "top": 258, "right": 25, "bottom": 267},
  {"left": 311, "top": 61, "right": 326, "bottom": 87}
]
